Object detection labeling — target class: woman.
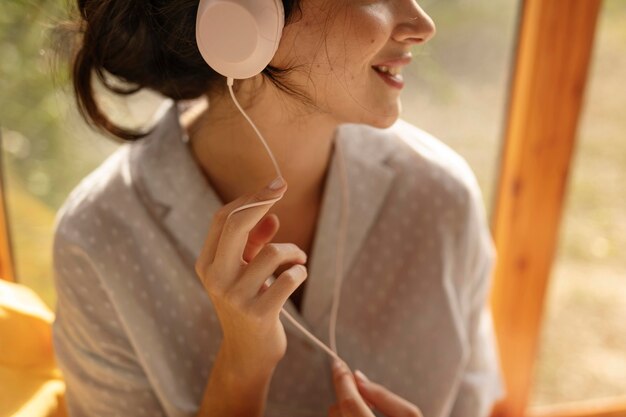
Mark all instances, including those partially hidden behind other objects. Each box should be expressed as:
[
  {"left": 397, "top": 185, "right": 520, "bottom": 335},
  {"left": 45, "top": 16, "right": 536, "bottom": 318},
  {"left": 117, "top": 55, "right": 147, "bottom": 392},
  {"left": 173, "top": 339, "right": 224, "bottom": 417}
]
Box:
[{"left": 51, "top": 0, "right": 505, "bottom": 416}]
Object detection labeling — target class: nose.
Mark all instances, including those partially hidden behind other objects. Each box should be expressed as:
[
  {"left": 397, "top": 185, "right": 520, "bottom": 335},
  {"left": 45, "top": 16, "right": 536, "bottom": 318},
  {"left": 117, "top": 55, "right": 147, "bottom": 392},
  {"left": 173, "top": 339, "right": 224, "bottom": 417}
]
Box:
[{"left": 393, "top": 2, "right": 437, "bottom": 45}]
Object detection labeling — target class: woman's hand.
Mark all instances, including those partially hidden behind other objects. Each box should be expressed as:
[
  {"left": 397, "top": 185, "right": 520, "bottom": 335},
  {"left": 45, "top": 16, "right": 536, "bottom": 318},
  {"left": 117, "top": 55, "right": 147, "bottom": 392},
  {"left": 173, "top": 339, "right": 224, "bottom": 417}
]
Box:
[
  {"left": 330, "top": 360, "right": 424, "bottom": 417},
  {"left": 194, "top": 177, "right": 308, "bottom": 378}
]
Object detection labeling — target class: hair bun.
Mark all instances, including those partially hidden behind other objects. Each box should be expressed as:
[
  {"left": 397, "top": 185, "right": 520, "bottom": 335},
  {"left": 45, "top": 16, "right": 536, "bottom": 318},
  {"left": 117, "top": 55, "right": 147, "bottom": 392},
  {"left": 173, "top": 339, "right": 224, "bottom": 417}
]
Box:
[
  {"left": 65, "top": 0, "right": 303, "bottom": 141},
  {"left": 69, "top": 0, "right": 217, "bottom": 140}
]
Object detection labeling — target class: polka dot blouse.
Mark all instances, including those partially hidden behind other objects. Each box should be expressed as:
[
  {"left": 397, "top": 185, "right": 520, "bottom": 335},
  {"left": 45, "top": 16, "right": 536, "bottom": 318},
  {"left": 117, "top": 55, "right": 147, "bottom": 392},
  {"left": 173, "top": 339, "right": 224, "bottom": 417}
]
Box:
[{"left": 51, "top": 103, "right": 505, "bottom": 417}]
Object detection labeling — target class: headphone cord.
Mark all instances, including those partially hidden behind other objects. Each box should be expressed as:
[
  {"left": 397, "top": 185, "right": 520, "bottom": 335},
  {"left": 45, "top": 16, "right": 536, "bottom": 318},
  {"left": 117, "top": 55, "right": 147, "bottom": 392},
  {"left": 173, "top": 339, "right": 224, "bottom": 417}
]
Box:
[{"left": 225, "top": 77, "right": 349, "bottom": 364}]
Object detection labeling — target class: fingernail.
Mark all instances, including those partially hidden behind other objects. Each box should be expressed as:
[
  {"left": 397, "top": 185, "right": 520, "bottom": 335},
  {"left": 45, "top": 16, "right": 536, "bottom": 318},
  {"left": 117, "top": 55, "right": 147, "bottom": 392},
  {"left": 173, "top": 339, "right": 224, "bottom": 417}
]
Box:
[
  {"left": 268, "top": 176, "right": 286, "bottom": 190},
  {"left": 332, "top": 359, "right": 343, "bottom": 372},
  {"left": 355, "top": 370, "right": 369, "bottom": 384}
]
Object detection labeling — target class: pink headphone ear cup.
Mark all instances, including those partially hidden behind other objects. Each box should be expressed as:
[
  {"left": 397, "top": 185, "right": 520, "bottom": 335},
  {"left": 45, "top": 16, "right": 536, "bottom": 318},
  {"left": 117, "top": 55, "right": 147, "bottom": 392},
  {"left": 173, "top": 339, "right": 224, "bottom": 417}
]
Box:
[{"left": 196, "top": 0, "right": 285, "bottom": 80}]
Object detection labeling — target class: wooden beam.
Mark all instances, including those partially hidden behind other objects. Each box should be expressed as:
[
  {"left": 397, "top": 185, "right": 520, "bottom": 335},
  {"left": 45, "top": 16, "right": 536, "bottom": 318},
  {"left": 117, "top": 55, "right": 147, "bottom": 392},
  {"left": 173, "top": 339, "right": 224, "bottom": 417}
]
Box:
[
  {"left": 526, "top": 397, "right": 626, "bottom": 417},
  {"left": 0, "top": 129, "right": 16, "bottom": 282},
  {"left": 488, "top": 1, "right": 603, "bottom": 416}
]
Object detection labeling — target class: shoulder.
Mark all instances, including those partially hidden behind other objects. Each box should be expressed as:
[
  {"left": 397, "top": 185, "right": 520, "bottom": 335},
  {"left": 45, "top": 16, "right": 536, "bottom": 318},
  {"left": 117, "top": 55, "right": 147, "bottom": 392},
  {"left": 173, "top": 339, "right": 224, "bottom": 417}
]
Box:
[
  {"left": 387, "top": 119, "right": 482, "bottom": 200},
  {"left": 53, "top": 102, "right": 177, "bottom": 250},
  {"left": 53, "top": 144, "right": 133, "bottom": 248},
  {"left": 345, "top": 120, "right": 493, "bottom": 261},
  {"left": 341, "top": 119, "right": 484, "bottom": 212},
  {"left": 383, "top": 120, "right": 496, "bottom": 274},
  {"left": 375, "top": 121, "right": 496, "bottom": 304},
  {"left": 51, "top": 139, "right": 156, "bottom": 300},
  {"left": 384, "top": 120, "right": 490, "bottom": 244}
]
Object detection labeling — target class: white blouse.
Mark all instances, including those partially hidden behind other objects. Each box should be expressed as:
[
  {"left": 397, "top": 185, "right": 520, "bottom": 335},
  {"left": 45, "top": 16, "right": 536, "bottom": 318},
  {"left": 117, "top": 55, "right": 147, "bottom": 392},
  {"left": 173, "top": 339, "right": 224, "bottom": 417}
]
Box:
[{"left": 51, "top": 102, "right": 506, "bottom": 417}]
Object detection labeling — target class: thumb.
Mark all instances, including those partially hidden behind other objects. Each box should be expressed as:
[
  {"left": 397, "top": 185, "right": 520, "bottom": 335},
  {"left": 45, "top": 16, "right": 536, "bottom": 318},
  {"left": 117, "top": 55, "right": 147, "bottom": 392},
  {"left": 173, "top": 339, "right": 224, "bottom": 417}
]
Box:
[{"left": 243, "top": 213, "right": 280, "bottom": 262}]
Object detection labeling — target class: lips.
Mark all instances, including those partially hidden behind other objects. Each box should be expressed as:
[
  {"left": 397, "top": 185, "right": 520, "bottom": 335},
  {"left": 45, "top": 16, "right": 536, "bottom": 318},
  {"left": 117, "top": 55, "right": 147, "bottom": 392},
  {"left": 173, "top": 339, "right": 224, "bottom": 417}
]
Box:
[
  {"left": 372, "top": 65, "right": 402, "bottom": 76},
  {"left": 372, "top": 55, "right": 413, "bottom": 68},
  {"left": 372, "top": 66, "right": 405, "bottom": 89},
  {"left": 370, "top": 53, "right": 412, "bottom": 79}
]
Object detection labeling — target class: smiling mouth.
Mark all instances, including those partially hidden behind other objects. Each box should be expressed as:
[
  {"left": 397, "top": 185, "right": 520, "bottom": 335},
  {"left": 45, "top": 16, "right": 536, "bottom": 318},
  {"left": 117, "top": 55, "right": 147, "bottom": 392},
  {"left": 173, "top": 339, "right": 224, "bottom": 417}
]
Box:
[{"left": 371, "top": 65, "right": 405, "bottom": 89}]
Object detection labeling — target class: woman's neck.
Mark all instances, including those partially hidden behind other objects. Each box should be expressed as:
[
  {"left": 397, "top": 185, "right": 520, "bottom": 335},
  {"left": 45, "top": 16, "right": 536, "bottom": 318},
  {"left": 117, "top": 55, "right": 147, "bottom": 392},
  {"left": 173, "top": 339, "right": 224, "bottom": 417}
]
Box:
[{"left": 183, "top": 81, "right": 340, "bottom": 215}]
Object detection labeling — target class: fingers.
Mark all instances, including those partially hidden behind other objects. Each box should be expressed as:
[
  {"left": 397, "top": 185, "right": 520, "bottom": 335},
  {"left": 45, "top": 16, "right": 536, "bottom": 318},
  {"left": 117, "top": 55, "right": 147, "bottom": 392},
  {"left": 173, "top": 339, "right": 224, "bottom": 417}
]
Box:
[
  {"left": 196, "top": 178, "right": 287, "bottom": 284},
  {"left": 199, "top": 193, "right": 258, "bottom": 267},
  {"left": 242, "top": 214, "right": 280, "bottom": 262},
  {"left": 354, "top": 371, "right": 423, "bottom": 417},
  {"left": 214, "top": 180, "right": 288, "bottom": 274},
  {"left": 331, "top": 360, "right": 374, "bottom": 417},
  {"left": 238, "top": 242, "right": 307, "bottom": 297},
  {"left": 196, "top": 196, "right": 257, "bottom": 282},
  {"left": 255, "top": 262, "right": 308, "bottom": 316},
  {"left": 332, "top": 360, "right": 361, "bottom": 402}
]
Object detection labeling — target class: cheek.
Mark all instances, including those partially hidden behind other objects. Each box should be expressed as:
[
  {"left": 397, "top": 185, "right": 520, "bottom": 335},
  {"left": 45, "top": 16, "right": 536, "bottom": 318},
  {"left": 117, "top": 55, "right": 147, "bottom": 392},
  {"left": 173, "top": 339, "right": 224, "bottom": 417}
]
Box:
[
  {"left": 271, "top": 4, "right": 390, "bottom": 73},
  {"left": 335, "top": 7, "right": 392, "bottom": 73}
]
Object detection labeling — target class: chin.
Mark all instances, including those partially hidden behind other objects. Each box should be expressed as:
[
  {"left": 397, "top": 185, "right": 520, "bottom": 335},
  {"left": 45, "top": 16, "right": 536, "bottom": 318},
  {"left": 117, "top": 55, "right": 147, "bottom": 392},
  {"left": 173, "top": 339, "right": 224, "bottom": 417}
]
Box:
[
  {"left": 370, "top": 97, "right": 402, "bottom": 128},
  {"left": 368, "top": 116, "right": 398, "bottom": 129},
  {"left": 336, "top": 99, "right": 401, "bottom": 129},
  {"left": 363, "top": 106, "right": 400, "bottom": 129}
]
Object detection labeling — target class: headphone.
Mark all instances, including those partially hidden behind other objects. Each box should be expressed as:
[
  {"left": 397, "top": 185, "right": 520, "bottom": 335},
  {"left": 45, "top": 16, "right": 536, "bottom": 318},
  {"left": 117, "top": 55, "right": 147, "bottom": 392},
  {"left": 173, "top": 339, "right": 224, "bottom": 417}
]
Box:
[{"left": 196, "top": 0, "right": 285, "bottom": 80}]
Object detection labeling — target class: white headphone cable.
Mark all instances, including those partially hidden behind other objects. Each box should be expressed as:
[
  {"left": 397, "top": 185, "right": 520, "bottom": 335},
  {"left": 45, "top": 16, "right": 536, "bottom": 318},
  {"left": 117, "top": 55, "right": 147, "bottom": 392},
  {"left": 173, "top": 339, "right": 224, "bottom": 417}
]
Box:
[{"left": 224, "top": 77, "right": 348, "bottom": 364}]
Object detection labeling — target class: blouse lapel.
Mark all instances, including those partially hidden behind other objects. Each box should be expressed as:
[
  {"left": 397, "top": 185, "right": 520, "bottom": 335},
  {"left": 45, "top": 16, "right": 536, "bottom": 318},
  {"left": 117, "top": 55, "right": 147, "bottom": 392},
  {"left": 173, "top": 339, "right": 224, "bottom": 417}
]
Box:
[
  {"left": 298, "top": 124, "right": 396, "bottom": 347},
  {"left": 129, "top": 102, "right": 226, "bottom": 267}
]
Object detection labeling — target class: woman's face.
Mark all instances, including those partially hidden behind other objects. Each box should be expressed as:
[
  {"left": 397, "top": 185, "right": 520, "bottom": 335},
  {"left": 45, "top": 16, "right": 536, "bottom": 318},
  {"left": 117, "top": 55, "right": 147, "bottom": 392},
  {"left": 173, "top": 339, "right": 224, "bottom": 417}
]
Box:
[{"left": 271, "top": 0, "right": 436, "bottom": 128}]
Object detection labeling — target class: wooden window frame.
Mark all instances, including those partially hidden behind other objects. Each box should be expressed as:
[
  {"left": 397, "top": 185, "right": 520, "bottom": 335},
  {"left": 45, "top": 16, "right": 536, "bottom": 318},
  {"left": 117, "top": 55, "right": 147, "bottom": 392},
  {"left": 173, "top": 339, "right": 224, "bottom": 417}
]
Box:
[{"left": 0, "top": 129, "right": 15, "bottom": 282}]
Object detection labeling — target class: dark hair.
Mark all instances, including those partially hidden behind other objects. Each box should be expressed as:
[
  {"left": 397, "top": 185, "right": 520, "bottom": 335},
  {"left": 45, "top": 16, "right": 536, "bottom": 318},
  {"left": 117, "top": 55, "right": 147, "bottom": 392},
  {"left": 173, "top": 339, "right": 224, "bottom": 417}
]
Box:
[{"left": 64, "top": 0, "right": 308, "bottom": 142}]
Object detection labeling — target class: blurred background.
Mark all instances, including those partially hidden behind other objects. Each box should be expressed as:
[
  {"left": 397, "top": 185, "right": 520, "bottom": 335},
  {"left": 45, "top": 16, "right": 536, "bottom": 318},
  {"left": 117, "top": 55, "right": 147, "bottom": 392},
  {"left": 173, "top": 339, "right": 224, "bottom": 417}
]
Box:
[{"left": 1, "top": 0, "right": 624, "bottom": 408}]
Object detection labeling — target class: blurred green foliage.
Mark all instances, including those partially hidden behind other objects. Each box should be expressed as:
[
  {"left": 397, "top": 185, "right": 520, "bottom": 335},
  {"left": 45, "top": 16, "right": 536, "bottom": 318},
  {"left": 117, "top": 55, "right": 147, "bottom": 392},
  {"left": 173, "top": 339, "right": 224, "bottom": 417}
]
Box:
[
  {"left": 1, "top": 0, "right": 66, "bottom": 207},
  {"left": 0, "top": 0, "right": 115, "bottom": 209}
]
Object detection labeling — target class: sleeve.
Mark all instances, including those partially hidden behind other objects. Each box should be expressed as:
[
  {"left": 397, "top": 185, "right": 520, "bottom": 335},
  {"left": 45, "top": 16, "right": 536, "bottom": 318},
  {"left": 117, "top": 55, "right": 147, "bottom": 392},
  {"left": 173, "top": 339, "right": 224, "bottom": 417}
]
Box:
[
  {"left": 448, "top": 178, "right": 507, "bottom": 417},
  {"left": 51, "top": 234, "right": 167, "bottom": 417}
]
